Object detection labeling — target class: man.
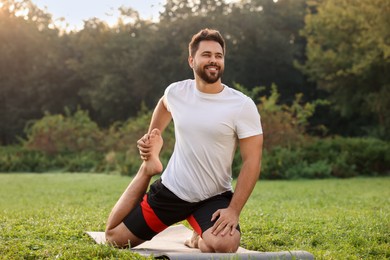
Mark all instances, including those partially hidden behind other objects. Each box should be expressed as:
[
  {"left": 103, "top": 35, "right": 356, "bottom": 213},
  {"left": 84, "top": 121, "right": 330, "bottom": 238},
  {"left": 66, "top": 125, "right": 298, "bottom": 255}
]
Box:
[{"left": 105, "top": 28, "right": 263, "bottom": 253}]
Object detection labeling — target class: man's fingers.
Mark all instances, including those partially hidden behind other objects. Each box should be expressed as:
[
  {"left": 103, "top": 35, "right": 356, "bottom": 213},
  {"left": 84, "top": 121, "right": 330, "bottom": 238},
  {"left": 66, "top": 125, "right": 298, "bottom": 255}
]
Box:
[
  {"left": 137, "top": 134, "right": 152, "bottom": 160},
  {"left": 220, "top": 225, "right": 231, "bottom": 236},
  {"left": 213, "top": 222, "right": 237, "bottom": 236},
  {"left": 212, "top": 223, "right": 223, "bottom": 235},
  {"left": 211, "top": 209, "right": 239, "bottom": 236},
  {"left": 230, "top": 225, "right": 237, "bottom": 236},
  {"left": 138, "top": 145, "right": 151, "bottom": 153},
  {"left": 212, "top": 219, "right": 228, "bottom": 235},
  {"left": 211, "top": 210, "right": 220, "bottom": 221},
  {"left": 137, "top": 134, "right": 150, "bottom": 147},
  {"left": 137, "top": 138, "right": 149, "bottom": 148},
  {"left": 223, "top": 224, "right": 237, "bottom": 236}
]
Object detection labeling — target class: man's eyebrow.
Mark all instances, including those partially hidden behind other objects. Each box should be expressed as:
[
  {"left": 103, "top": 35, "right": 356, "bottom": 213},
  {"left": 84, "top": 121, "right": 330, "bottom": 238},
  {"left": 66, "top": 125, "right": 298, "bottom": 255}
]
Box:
[{"left": 200, "top": 51, "right": 224, "bottom": 56}]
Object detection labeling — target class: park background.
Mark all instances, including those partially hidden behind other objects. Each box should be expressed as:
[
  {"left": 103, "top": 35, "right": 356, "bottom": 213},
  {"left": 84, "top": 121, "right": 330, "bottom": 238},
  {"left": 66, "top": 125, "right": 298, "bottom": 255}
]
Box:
[
  {"left": 0, "top": 0, "right": 389, "bottom": 259},
  {"left": 1, "top": 0, "right": 388, "bottom": 177}
]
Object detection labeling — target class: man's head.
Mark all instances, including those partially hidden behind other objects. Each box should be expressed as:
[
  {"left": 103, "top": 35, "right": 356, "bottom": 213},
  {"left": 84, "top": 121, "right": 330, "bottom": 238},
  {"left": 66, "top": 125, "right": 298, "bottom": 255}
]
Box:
[
  {"left": 188, "top": 28, "right": 226, "bottom": 57},
  {"left": 188, "top": 29, "right": 226, "bottom": 84}
]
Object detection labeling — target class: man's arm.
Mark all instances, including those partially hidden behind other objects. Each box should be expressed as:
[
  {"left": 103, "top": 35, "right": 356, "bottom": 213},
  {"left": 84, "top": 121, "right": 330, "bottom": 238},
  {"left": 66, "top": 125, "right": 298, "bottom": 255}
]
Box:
[
  {"left": 138, "top": 96, "right": 172, "bottom": 159},
  {"left": 211, "top": 134, "right": 263, "bottom": 236},
  {"left": 148, "top": 96, "right": 172, "bottom": 133}
]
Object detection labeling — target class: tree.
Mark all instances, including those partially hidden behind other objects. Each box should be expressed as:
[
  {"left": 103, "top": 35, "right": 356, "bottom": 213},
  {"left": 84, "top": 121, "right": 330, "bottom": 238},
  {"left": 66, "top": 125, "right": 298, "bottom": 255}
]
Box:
[
  {"left": 159, "top": 0, "right": 310, "bottom": 103},
  {"left": 66, "top": 12, "right": 160, "bottom": 126},
  {"left": 0, "top": 0, "right": 314, "bottom": 143},
  {"left": 0, "top": 0, "right": 79, "bottom": 144},
  {"left": 223, "top": 0, "right": 310, "bottom": 102},
  {"left": 299, "top": 0, "right": 390, "bottom": 139}
]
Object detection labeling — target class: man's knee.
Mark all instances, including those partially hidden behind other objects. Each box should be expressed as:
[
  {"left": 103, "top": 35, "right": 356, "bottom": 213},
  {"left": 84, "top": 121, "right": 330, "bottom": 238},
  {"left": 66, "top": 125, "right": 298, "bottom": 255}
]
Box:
[
  {"left": 213, "top": 236, "right": 240, "bottom": 253},
  {"left": 105, "top": 228, "right": 127, "bottom": 248},
  {"left": 202, "top": 230, "right": 241, "bottom": 253},
  {"left": 105, "top": 223, "right": 144, "bottom": 248}
]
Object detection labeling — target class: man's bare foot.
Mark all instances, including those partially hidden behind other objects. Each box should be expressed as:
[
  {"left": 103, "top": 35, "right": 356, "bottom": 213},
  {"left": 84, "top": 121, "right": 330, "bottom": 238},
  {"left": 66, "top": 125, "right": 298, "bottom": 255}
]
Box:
[
  {"left": 143, "top": 128, "right": 163, "bottom": 175},
  {"left": 184, "top": 231, "right": 200, "bottom": 249}
]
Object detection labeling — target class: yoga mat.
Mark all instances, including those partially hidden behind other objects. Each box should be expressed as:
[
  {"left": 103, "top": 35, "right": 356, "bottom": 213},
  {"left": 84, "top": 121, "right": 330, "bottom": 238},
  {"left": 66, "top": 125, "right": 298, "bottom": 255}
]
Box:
[{"left": 86, "top": 224, "right": 314, "bottom": 259}]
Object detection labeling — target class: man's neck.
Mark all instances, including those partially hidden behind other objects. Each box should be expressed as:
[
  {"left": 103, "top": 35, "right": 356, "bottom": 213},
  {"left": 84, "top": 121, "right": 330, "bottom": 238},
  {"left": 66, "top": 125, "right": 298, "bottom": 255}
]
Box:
[{"left": 195, "top": 78, "right": 224, "bottom": 94}]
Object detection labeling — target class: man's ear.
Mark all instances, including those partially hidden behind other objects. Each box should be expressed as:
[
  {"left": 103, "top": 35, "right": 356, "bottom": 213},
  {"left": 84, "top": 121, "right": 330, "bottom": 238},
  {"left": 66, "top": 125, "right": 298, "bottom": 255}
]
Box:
[{"left": 188, "top": 56, "right": 194, "bottom": 69}]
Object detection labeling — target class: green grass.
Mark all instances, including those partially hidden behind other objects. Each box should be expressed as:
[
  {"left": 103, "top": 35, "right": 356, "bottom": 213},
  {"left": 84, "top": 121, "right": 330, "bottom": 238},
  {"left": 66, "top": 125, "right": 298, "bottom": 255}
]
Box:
[{"left": 0, "top": 174, "right": 389, "bottom": 259}]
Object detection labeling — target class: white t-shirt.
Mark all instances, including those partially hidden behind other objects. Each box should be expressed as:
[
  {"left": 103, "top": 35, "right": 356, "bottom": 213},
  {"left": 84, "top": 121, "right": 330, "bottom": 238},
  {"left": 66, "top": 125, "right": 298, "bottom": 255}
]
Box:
[{"left": 161, "top": 79, "right": 262, "bottom": 202}]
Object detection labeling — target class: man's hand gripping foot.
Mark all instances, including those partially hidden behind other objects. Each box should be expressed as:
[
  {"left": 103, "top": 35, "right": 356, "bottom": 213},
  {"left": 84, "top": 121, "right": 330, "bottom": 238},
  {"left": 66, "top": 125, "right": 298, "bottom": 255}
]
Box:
[{"left": 139, "top": 128, "right": 164, "bottom": 175}]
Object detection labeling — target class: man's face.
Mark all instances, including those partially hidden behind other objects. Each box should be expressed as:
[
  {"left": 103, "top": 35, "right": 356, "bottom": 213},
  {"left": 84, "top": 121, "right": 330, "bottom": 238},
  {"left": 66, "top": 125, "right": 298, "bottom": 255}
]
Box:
[{"left": 190, "top": 40, "right": 225, "bottom": 84}]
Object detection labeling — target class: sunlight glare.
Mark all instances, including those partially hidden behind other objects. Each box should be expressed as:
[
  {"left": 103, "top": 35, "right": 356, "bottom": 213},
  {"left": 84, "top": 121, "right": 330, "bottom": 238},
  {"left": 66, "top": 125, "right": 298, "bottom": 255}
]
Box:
[{"left": 15, "top": 7, "right": 29, "bottom": 19}]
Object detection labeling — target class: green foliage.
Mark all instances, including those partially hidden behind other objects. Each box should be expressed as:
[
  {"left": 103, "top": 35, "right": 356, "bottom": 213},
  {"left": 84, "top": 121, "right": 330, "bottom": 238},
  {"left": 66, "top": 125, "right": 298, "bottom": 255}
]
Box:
[
  {"left": 66, "top": 18, "right": 161, "bottom": 126},
  {"left": 0, "top": 174, "right": 389, "bottom": 259},
  {"left": 98, "top": 107, "right": 175, "bottom": 176},
  {"left": 0, "top": 146, "right": 49, "bottom": 172},
  {"left": 100, "top": 110, "right": 152, "bottom": 175},
  {"left": 0, "top": 0, "right": 313, "bottom": 144},
  {"left": 1, "top": 0, "right": 388, "bottom": 143},
  {"left": 0, "top": 146, "right": 104, "bottom": 173},
  {"left": 299, "top": 0, "right": 390, "bottom": 139},
  {"left": 261, "top": 137, "right": 390, "bottom": 179},
  {"left": 5, "top": 84, "right": 388, "bottom": 180},
  {"left": 304, "top": 137, "right": 390, "bottom": 177},
  {"left": 0, "top": 0, "right": 82, "bottom": 144},
  {"left": 237, "top": 83, "right": 327, "bottom": 151},
  {"left": 13, "top": 106, "right": 176, "bottom": 176},
  {"left": 20, "top": 107, "right": 147, "bottom": 174},
  {"left": 232, "top": 83, "right": 327, "bottom": 178},
  {"left": 24, "top": 108, "right": 103, "bottom": 154}
]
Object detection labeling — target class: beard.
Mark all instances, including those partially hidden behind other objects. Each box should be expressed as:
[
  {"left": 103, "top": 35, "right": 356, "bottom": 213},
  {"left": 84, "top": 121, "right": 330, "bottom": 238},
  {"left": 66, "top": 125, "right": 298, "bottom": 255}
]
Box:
[{"left": 194, "top": 64, "right": 224, "bottom": 84}]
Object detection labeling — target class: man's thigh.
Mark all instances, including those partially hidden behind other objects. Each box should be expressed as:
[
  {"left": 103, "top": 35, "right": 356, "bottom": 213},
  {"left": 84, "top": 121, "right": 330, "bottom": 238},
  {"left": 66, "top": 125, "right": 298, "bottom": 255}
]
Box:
[
  {"left": 123, "top": 179, "right": 193, "bottom": 241},
  {"left": 187, "top": 191, "right": 241, "bottom": 237}
]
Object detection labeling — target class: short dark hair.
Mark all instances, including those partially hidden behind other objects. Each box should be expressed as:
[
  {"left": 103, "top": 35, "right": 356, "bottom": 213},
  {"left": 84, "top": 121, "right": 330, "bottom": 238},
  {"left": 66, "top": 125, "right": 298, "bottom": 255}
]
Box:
[{"left": 188, "top": 28, "right": 226, "bottom": 57}]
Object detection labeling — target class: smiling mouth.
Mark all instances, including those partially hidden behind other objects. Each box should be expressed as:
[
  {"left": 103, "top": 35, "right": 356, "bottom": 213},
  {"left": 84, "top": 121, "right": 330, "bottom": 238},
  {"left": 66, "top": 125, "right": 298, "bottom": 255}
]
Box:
[{"left": 206, "top": 66, "right": 219, "bottom": 72}]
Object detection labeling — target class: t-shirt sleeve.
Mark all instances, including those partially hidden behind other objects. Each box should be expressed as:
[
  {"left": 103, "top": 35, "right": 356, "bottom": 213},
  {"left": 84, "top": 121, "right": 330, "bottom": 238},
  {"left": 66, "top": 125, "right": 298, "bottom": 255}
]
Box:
[
  {"left": 164, "top": 83, "right": 174, "bottom": 112},
  {"left": 235, "top": 98, "right": 263, "bottom": 139}
]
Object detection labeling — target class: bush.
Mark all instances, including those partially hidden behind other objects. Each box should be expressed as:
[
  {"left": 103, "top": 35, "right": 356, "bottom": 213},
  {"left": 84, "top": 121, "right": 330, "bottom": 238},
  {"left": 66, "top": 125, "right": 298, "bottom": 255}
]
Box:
[
  {"left": 239, "top": 83, "right": 328, "bottom": 151},
  {"left": 0, "top": 146, "right": 49, "bottom": 172},
  {"left": 100, "top": 107, "right": 175, "bottom": 176},
  {"left": 285, "top": 160, "right": 333, "bottom": 179},
  {"left": 0, "top": 146, "right": 104, "bottom": 173},
  {"left": 24, "top": 108, "right": 103, "bottom": 155},
  {"left": 303, "top": 137, "right": 389, "bottom": 176},
  {"left": 3, "top": 135, "right": 388, "bottom": 179},
  {"left": 2, "top": 90, "right": 388, "bottom": 179},
  {"left": 261, "top": 137, "right": 390, "bottom": 179},
  {"left": 3, "top": 106, "right": 176, "bottom": 175},
  {"left": 261, "top": 146, "right": 304, "bottom": 179}
]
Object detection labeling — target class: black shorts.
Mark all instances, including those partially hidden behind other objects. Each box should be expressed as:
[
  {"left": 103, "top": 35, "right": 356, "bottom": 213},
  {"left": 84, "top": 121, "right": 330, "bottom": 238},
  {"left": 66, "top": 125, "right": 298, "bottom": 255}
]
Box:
[{"left": 123, "top": 179, "right": 240, "bottom": 241}]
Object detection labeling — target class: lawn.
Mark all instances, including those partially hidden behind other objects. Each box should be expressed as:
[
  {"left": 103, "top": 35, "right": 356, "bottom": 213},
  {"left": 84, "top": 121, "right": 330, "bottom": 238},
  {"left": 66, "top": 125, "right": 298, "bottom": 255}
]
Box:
[{"left": 0, "top": 174, "right": 388, "bottom": 259}]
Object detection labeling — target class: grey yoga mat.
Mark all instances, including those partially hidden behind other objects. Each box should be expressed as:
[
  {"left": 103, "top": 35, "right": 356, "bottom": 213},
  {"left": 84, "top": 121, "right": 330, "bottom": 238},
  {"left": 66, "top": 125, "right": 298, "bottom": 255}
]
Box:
[{"left": 86, "top": 224, "right": 314, "bottom": 260}]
